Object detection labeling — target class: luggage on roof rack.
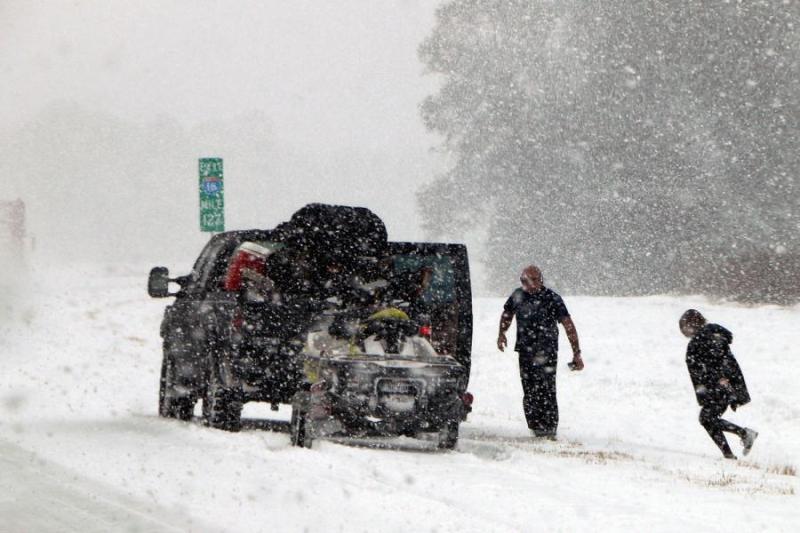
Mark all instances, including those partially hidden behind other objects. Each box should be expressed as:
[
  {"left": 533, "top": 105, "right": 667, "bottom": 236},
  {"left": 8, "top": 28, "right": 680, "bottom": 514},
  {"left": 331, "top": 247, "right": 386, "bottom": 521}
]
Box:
[{"left": 284, "top": 203, "right": 388, "bottom": 261}]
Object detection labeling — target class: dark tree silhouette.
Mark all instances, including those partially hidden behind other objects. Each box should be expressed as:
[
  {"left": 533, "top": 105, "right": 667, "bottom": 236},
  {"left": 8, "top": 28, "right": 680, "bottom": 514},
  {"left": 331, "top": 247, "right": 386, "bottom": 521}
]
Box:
[{"left": 418, "top": 0, "right": 799, "bottom": 301}]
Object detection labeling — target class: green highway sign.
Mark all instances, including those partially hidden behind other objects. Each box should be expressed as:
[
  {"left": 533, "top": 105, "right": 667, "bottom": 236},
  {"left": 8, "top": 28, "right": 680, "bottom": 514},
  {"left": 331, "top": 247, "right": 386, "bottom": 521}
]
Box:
[{"left": 199, "top": 157, "right": 224, "bottom": 232}]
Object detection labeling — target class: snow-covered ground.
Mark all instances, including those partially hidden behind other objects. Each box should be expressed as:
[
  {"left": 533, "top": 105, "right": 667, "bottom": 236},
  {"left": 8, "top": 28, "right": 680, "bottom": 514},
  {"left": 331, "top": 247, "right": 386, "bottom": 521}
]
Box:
[{"left": 1, "top": 264, "right": 798, "bottom": 532}]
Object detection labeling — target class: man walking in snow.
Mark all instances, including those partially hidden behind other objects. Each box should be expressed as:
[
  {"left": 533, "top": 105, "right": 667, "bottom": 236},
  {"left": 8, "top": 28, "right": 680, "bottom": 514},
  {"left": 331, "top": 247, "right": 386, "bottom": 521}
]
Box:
[
  {"left": 679, "top": 309, "right": 758, "bottom": 459},
  {"left": 497, "top": 265, "right": 583, "bottom": 438}
]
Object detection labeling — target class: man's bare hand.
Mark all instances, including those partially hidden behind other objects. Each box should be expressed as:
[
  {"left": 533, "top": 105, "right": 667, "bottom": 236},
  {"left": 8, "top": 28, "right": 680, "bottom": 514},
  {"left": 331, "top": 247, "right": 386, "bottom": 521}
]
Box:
[
  {"left": 570, "top": 353, "right": 584, "bottom": 371},
  {"left": 497, "top": 332, "right": 507, "bottom": 352},
  {"left": 719, "top": 377, "right": 731, "bottom": 387}
]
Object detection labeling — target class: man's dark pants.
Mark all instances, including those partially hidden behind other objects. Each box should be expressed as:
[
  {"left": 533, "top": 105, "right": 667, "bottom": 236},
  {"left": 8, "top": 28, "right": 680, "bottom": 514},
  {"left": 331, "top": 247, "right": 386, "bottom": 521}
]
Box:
[{"left": 518, "top": 349, "right": 558, "bottom": 436}]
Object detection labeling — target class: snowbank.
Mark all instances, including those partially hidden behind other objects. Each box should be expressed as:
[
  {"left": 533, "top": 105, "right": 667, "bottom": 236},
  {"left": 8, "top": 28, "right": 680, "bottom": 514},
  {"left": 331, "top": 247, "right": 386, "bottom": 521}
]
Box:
[{"left": 1, "top": 265, "right": 797, "bottom": 532}]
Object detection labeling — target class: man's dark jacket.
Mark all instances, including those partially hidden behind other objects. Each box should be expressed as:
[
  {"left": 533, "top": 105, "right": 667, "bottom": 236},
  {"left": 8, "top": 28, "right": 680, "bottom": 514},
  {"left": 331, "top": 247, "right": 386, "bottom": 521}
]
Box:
[{"left": 685, "top": 324, "right": 751, "bottom": 409}]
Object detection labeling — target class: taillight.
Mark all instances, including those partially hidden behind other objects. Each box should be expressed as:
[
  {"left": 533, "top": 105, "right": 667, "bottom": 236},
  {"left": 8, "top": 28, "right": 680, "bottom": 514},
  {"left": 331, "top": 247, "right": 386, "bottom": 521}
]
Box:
[
  {"left": 419, "top": 325, "right": 432, "bottom": 338},
  {"left": 461, "top": 392, "right": 474, "bottom": 407}
]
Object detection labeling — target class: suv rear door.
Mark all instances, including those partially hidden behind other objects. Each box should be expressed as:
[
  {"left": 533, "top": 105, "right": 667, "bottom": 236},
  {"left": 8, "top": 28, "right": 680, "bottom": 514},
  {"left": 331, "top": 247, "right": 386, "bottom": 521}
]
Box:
[{"left": 387, "top": 243, "right": 473, "bottom": 379}]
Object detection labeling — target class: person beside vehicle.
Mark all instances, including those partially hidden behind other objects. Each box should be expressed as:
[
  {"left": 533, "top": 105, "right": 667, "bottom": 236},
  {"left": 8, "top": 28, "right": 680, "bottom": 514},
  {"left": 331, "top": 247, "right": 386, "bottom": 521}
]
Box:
[
  {"left": 497, "top": 265, "right": 583, "bottom": 438},
  {"left": 375, "top": 264, "right": 434, "bottom": 318},
  {"left": 679, "top": 309, "right": 757, "bottom": 459}
]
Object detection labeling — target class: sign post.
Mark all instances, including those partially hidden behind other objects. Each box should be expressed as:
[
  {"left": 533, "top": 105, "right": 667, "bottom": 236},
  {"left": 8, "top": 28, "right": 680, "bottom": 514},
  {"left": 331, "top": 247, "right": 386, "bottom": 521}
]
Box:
[{"left": 199, "top": 157, "right": 224, "bottom": 232}]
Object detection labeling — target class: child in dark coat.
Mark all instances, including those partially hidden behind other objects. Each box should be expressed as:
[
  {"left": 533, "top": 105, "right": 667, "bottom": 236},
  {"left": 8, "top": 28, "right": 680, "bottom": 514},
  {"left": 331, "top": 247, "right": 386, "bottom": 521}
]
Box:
[{"left": 679, "top": 309, "right": 758, "bottom": 459}]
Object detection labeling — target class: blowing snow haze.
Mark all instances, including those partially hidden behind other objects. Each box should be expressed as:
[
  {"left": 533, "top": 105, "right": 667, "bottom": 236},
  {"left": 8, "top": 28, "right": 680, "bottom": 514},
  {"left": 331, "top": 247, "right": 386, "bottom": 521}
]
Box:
[
  {"left": 418, "top": 1, "right": 800, "bottom": 302},
  {"left": 1, "top": 1, "right": 445, "bottom": 265},
  {"left": 2, "top": 1, "right": 799, "bottom": 302}
]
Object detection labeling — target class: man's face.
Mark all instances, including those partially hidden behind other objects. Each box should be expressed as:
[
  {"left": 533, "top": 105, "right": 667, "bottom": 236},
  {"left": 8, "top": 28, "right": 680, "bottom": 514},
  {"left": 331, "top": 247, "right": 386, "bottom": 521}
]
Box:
[{"left": 520, "top": 271, "right": 543, "bottom": 293}]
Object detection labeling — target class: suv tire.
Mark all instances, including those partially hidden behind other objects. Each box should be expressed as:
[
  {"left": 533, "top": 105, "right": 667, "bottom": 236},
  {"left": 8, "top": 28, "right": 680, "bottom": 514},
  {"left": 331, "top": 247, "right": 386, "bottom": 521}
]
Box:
[{"left": 159, "top": 354, "right": 194, "bottom": 421}]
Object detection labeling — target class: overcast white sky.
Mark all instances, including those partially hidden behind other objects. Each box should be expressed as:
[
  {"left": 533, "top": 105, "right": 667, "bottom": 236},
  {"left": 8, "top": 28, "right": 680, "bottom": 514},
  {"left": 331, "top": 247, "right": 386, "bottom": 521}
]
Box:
[
  {"left": 1, "top": 0, "right": 447, "bottom": 262},
  {"left": 2, "top": 1, "right": 439, "bottom": 148}
]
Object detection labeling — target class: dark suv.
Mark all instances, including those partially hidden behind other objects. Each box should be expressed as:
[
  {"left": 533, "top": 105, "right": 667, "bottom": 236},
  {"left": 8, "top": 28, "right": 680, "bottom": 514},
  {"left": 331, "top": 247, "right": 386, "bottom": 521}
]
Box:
[{"left": 148, "top": 204, "right": 473, "bottom": 432}]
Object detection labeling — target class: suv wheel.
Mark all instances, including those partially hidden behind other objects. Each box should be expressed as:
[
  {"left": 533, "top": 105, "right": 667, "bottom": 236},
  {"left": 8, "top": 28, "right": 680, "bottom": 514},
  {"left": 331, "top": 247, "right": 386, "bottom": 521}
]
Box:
[
  {"left": 159, "top": 355, "right": 194, "bottom": 421},
  {"left": 204, "top": 359, "right": 242, "bottom": 432}
]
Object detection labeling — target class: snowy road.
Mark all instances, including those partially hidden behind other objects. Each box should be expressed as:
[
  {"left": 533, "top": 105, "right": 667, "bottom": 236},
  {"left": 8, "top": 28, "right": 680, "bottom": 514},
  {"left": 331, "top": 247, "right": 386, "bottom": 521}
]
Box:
[
  {"left": 0, "top": 438, "right": 214, "bottom": 533},
  {"left": 1, "top": 265, "right": 798, "bottom": 532}
]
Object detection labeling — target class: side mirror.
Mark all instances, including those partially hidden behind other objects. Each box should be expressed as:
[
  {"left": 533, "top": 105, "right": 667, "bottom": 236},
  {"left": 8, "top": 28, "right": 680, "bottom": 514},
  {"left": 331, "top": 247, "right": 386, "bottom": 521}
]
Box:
[{"left": 148, "top": 267, "right": 172, "bottom": 298}]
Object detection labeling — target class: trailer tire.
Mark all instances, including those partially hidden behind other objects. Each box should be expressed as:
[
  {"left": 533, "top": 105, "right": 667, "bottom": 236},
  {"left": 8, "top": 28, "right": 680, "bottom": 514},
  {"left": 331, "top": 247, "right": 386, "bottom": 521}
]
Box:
[
  {"left": 437, "top": 419, "right": 459, "bottom": 450},
  {"left": 290, "top": 406, "right": 313, "bottom": 448}
]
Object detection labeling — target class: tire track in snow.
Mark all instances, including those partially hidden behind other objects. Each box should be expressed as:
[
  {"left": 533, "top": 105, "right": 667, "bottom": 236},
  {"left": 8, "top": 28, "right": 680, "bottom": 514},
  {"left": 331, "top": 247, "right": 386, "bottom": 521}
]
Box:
[{"left": 458, "top": 430, "right": 796, "bottom": 496}]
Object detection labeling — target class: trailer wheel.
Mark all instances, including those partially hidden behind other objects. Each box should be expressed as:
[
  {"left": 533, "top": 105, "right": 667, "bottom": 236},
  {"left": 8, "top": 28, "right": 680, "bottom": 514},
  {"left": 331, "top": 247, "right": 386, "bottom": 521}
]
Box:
[
  {"left": 437, "top": 419, "right": 459, "bottom": 450},
  {"left": 290, "top": 406, "right": 313, "bottom": 448}
]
